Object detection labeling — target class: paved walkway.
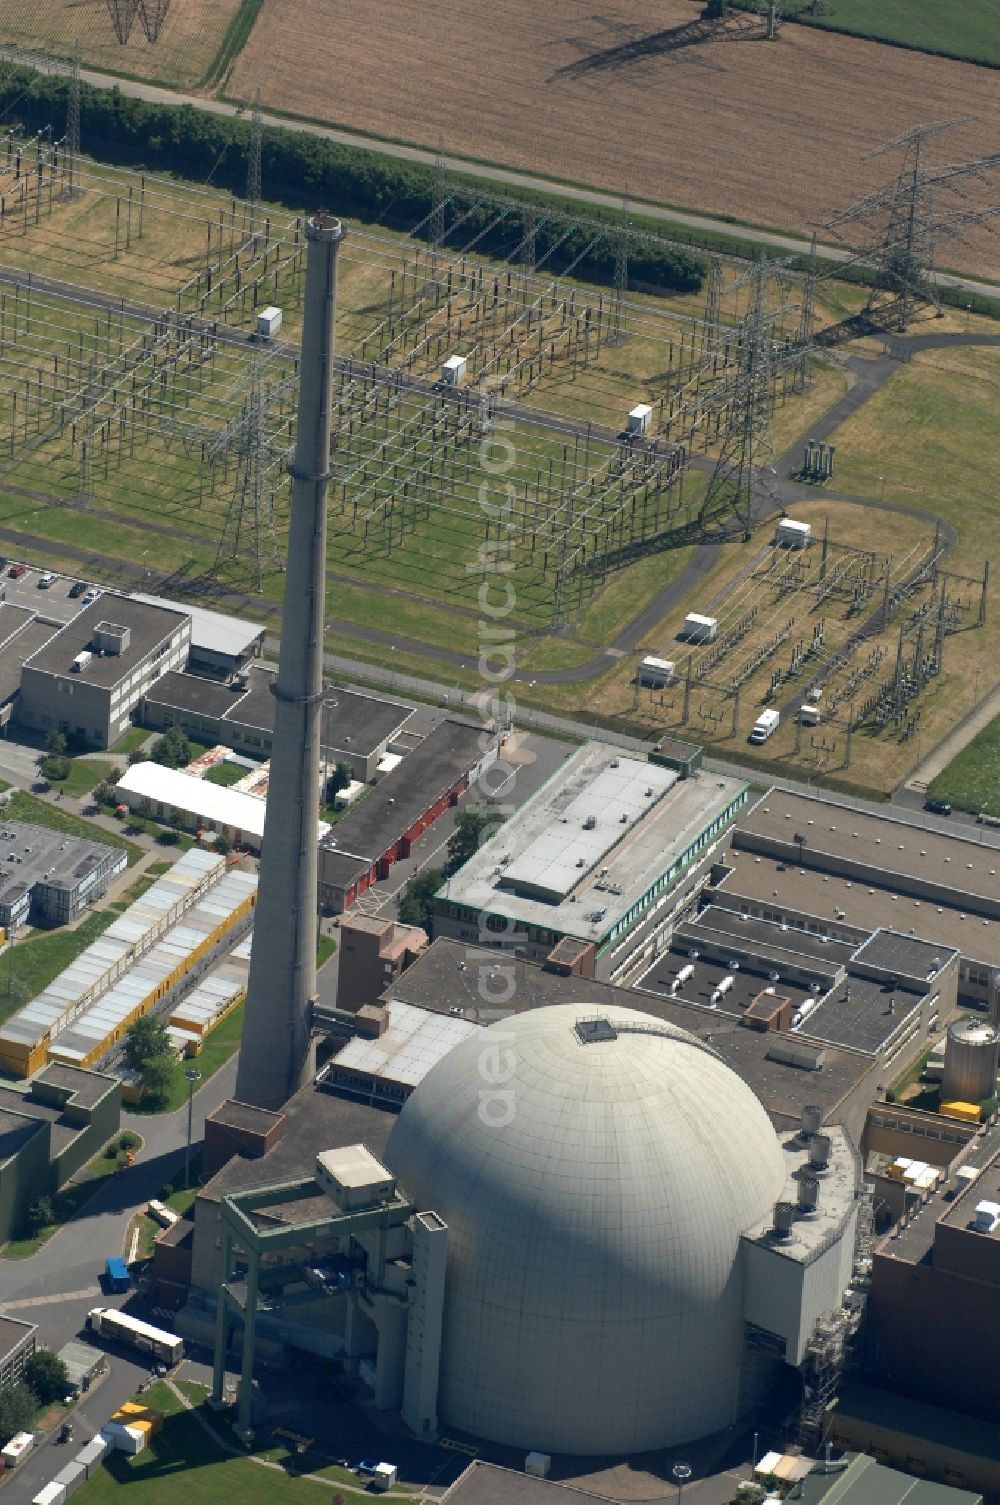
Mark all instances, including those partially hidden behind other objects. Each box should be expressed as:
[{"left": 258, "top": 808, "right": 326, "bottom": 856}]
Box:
[{"left": 903, "top": 684, "right": 1000, "bottom": 793}]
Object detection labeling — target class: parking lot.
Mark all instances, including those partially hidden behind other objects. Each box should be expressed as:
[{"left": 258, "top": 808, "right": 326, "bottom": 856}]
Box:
[{"left": 0, "top": 560, "right": 93, "bottom": 625}]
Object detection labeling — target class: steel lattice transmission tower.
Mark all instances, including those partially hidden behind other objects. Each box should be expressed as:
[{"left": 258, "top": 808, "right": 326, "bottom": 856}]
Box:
[
  {"left": 825, "top": 119, "right": 1000, "bottom": 331},
  {"left": 429, "top": 137, "right": 447, "bottom": 288},
  {"left": 105, "top": 0, "right": 139, "bottom": 44},
  {"left": 214, "top": 348, "right": 284, "bottom": 591},
  {"left": 246, "top": 87, "right": 263, "bottom": 223},
  {"left": 136, "top": 0, "right": 172, "bottom": 43},
  {"left": 64, "top": 41, "right": 81, "bottom": 200},
  {"left": 701, "top": 258, "right": 783, "bottom": 540}
]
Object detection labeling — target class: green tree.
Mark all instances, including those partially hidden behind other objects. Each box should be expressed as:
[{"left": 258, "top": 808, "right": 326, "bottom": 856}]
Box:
[
  {"left": 24, "top": 1350, "right": 69, "bottom": 1405},
  {"left": 124, "top": 1015, "right": 172, "bottom": 1070},
  {"left": 24, "top": 1195, "right": 54, "bottom": 1235},
  {"left": 0, "top": 1382, "right": 35, "bottom": 1447},
  {"left": 398, "top": 868, "right": 444, "bottom": 936},
  {"left": 40, "top": 754, "right": 70, "bottom": 782},
  {"left": 45, "top": 730, "right": 67, "bottom": 756},
  {"left": 140, "top": 1054, "right": 177, "bottom": 1106},
  {"left": 446, "top": 808, "right": 505, "bottom": 872},
  {"left": 327, "top": 761, "right": 353, "bottom": 798},
  {"left": 214, "top": 833, "right": 233, "bottom": 855},
  {"left": 151, "top": 727, "right": 191, "bottom": 769}
]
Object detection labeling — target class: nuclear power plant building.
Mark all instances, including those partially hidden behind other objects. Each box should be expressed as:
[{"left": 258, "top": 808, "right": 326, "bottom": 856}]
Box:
[{"left": 203, "top": 1004, "right": 861, "bottom": 1454}]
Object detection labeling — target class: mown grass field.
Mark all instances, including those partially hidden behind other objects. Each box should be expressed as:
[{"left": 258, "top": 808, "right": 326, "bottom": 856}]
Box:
[
  {"left": 740, "top": 0, "right": 1000, "bottom": 68},
  {"left": 928, "top": 718, "right": 1000, "bottom": 817}
]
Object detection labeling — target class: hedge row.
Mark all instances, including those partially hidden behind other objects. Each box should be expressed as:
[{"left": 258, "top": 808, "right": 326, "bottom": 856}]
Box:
[{"left": 0, "top": 65, "right": 705, "bottom": 293}]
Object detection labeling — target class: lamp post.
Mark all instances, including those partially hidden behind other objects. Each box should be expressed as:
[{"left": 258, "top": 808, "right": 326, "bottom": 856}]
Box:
[
  {"left": 672, "top": 1462, "right": 691, "bottom": 1505},
  {"left": 184, "top": 1068, "right": 202, "bottom": 1189}
]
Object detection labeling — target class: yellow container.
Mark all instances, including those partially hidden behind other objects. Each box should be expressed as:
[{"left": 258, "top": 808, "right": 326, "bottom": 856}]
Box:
[{"left": 939, "top": 1100, "right": 981, "bottom": 1124}]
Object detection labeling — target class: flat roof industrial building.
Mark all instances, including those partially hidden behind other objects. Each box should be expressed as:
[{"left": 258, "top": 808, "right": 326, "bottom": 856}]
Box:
[
  {"left": 142, "top": 666, "right": 414, "bottom": 781},
  {"left": 128, "top": 592, "right": 265, "bottom": 674},
  {"left": 717, "top": 788, "right": 1000, "bottom": 1005},
  {"left": 17, "top": 595, "right": 191, "bottom": 749},
  {"left": 319, "top": 718, "right": 495, "bottom": 912},
  {"left": 0, "top": 819, "right": 127, "bottom": 930},
  {"left": 434, "top": 743, "right": 746, "bottom": 969},
  {"left": 115, "top": 762, "right": 330, "bottom": 853}
]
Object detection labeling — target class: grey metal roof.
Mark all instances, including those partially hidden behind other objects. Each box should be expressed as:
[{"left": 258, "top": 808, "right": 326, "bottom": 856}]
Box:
[
  {"left": 129, "top": 592, "right": 264, "bottom": 659},
  {"left": 802, "top": 976, "right": 925, "bottom": 1055},
  {"left": 794, "top": 1453, "right": 984, "bottom": 1505},
  {"left": 144, "top": 670, "right": 247, "bottom": 719},
  {"left": 500, "top": 757, "right": 676, "bottom": 901},
  {"left": 447, "top": 743, "right": 744, "bottom": 942}
]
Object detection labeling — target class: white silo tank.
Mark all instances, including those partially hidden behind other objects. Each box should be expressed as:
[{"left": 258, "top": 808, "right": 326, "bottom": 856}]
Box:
[{"left": 941, "top": 1017, "right": 1000, "bottom": 1105}]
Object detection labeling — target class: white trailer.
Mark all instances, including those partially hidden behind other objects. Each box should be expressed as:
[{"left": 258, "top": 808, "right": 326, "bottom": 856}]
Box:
[
  {"left": 749, "top": 708, "right": 780, "bottom": 744},
  {"left": 441, "top": 354, "right": 468, "bottom": 387},
  {"left": 799, "top": 704, "right": 821, "bottom": 726},
  {"left": 776, "top": 518, "right": 811, "bottom": 548},
  {"left": 681, "top": 612, "right": 718, "bottom": 644},
  {"left": 627, "top": 403, "right": 652, "bottom": 436},
  {"left": 637, "top": 655, "right": 675, "bottom": 688},
  {"left": 256, "top": 306, "right": 282, "bottom": 339}
]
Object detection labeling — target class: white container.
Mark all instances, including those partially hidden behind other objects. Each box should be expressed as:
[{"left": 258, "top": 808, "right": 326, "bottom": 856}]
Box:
[
  {"left": 627, "top": 403, "right": 652, "bottom": 435},
  {"left": 799, "top": 704, "right": 820, "bottom": 726},
  {"left": 72, "top": 651, "right": 92, "bottom": 673},
  {"left": 750, "top": 709, "right": 780, "bottom": 744},
  {"left": 256, "top": 306, "right": 282, "bottom": 339},
  {"left": 372, "top": 1463, "right": 398, "bottom": 1490},
  {"left": 32, "top": 1485, "right": 66, "bottom": 1505},
  {"left": 525, "top": 1453, "right": 551, "bottom": 1478},
  {"left": 442, "top": 354, "right": 467, "bottom": 387},
  {"left": 2, "top": 1431, "right": 35, "bottom": 1468},
  {"left": 52, "top": 1461, "right": 87, "bottom": 1494},
  {"left": 681, "top": 612, "right": 718, "bottom": 643},
  {"left": 637, "top": 656, "right": 675, "bottom": 688},
  {"left": 777, "top": 519, "right": 811, "bottom": 548}
]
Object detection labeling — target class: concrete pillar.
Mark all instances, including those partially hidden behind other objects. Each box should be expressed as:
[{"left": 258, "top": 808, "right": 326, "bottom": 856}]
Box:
[
  {"left": 402, "top": 1211, "right": 447, "bottom": 1438},
  {"left": 235, "top": 212, "right": 345, "bottom": 1111}
]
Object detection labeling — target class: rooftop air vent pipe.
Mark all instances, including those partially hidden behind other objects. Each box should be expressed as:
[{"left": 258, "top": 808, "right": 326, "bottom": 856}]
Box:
[
  {"left": 772, "top": 1201, "right": 795, "bottom": 1238},
  {"left": 809, "top": 1134, "right": 832, "bottom": 1171}
]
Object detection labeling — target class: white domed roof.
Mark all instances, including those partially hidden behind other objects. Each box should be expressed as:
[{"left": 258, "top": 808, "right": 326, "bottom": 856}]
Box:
[{"left": 385, "top": 1003, "right": 785, "bottom": 1455}]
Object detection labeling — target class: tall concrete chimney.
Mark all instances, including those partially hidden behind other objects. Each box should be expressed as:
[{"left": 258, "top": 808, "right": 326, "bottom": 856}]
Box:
[{"left": 234, "top": 211, "right": 344, "bottom": 1111}]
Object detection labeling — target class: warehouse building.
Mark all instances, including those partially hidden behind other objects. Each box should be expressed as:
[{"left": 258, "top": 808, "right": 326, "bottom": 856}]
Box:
[
  {"left": 319, "top": 719, "right": 496, "bottom": 913},
  {"left": 434, "top": 743, "right": 746, "bottom": 979},
  {"left": 141, "top": 666, "right": 414, "bottom": 782},
  {"left": 717, "top": 788, "right": 1000, "bottom": 1007},
  {"left": 0, "top": 1064, "right": 121, "bottom": 1244},
  {"left": 17, "top": 596, "right": 191, "bottom": 749},
  {"left": 0, "top": 819, "right": 127, "bottom": 931},
  {"left": 114, "top": 762, "right": 330, "bottom": 854}
]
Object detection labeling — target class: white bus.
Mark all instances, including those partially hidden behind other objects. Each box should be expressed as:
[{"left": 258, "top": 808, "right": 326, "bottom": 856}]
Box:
[{"left": 86, "top": 1307, "right": 183, "bottom": 1366}]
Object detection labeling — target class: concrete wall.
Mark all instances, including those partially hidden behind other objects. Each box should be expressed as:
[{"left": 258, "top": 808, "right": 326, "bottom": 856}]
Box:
[
  {"left": 868, "top": 1243, "right": 1000, "bottom": 1423},
  {"left": 0, "top": 1118, "right": 51, "bottom": 1244},
  {"left": 48, "top": 1081, "right": 122, "bottom": 1190}
]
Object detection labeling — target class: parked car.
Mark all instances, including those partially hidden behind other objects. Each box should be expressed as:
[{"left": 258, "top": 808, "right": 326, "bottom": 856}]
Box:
[
  {"left": 8, "top": 563, "right": 26, "bottom": 579},
  {"left": 37, "top": 572, "right": 56, "bottom": 589},
  {"left": 82, "top": 588, "right": 103, "bottom": 605},
  {"left": 68, "top": 579, "right": 88, "bottom": 598},
  {"left": 924, "top": 797, "right": 952, "bottom": 816}
]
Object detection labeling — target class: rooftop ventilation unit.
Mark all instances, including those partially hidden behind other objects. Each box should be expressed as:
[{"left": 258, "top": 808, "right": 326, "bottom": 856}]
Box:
[
  {"left": 575, "top": 1017, "right": 617, "bottom": 1045},
  {"left": 772, "top": 1201, "right": 795, "bottom": 1238}
]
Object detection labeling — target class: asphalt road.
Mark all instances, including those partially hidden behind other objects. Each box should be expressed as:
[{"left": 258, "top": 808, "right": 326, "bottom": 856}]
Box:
[{"left": 67, "top": 66, "right": 1000, "bottom": 303}]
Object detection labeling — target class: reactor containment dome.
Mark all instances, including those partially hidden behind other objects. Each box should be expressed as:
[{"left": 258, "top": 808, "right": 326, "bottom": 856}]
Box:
[{"left": 384, "top": 1003, "right": 787, "bottom": 1454}]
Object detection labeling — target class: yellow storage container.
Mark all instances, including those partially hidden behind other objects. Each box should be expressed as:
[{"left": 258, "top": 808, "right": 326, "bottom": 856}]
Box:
[{"left": 939, "top": 1100, "right": 981, "bottom": 1124}]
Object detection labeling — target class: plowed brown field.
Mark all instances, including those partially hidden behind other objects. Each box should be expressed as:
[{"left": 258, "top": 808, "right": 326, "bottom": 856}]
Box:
[
  {"left": 0, "top": 0, "right": 240, "bottom": 89},
  {"left": 229, "top": 0, "right": 1000, "bottom": 279}
]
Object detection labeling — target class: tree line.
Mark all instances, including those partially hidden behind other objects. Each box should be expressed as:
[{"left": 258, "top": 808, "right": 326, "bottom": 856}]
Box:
[{"left": 0, "top": 65, "right": 705, "bottom": 294}]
